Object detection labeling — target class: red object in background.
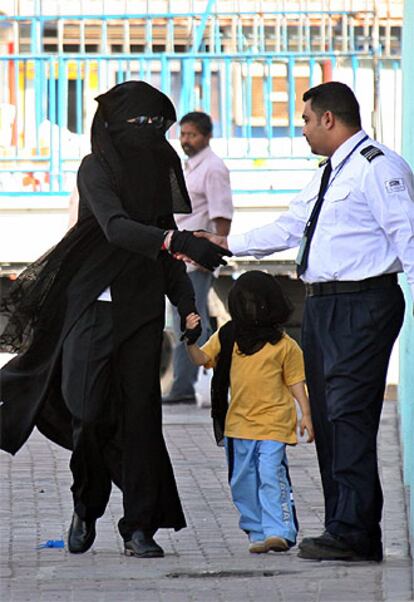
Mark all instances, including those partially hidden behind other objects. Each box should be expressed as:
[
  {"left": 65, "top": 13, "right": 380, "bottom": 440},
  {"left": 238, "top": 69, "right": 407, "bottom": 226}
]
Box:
[
  {"left": 8, "top": 41, "right": 17, "bottom": 147},
  {"left": 23, "top": 172, "right": 41, "bottom": 191},
  {"left": 322, "top": 60, "right": 333, "bottom": 82}
]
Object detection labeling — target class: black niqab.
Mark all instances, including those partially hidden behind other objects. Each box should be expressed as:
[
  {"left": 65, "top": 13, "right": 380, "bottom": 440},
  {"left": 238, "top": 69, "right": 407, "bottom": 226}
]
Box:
[
  {"left": 228, "top": 271, "right": 293, "bottom": 355},
  {"left": 91, "top": 80, "right": 191, "bottom": 223},
  {"left": 0, "top": 81, "right": 192, "bottom": 355}
]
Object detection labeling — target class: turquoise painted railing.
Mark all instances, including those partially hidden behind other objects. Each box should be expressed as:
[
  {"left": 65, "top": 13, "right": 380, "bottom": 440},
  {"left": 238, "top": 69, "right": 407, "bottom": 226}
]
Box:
[
  {"left": 400, "top": 0, "right": 414, "bottom": 546},
  {"left": 0, "top": 50, "right": 400, "bottom": 194},
  {"left": 0, "top": 6, "right": 402, "bottom": 194},
  {"left": 399, "top": 278, "right": 414, "bottom": 536}
]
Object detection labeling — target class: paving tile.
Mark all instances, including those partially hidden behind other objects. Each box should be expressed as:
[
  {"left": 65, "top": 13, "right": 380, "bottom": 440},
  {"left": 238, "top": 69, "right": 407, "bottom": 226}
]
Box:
[{"left": 0, "top": 402, "right": 412, "bottom": 601}]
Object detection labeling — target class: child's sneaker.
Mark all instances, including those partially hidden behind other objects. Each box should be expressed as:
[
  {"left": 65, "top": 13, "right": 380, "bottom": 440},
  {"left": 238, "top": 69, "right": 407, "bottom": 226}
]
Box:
[
  {"left": 264, "top": 536, "right": 289, "bottom": 552},
  {"left": 248, "top": 540, "right": 267, "bottom": 554}
]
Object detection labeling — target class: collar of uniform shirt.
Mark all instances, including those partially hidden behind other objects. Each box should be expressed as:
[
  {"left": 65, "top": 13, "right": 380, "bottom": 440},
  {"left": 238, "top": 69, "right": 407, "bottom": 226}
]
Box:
[
  {"left": 186, "top": 145, "right": 213, "bottom": 171},
  {"left": 321, "top": 130, "right": 369, "bottom": 197},
  {"left": 329, "top": 129, "right": 369, "bottom": 172}
]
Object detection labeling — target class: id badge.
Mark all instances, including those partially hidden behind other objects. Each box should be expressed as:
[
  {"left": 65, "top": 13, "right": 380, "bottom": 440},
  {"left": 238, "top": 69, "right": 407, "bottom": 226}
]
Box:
[{"left": 296, "top": 235, "right": 307, "bottom": 265}]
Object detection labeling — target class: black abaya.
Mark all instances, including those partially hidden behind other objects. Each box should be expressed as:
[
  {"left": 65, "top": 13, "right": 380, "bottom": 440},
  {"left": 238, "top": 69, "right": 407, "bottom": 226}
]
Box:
[{"left": 0, "top": 81, "right": 196, "bottom": 535}]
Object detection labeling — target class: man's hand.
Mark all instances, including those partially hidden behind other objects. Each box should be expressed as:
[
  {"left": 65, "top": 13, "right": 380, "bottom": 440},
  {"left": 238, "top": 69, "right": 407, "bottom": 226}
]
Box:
[
  {"left": 193, "top": 230, "right": 228, "bottom": 250},
  {"left": 170, "top": 230, "right": 232, "bottom": 271}
]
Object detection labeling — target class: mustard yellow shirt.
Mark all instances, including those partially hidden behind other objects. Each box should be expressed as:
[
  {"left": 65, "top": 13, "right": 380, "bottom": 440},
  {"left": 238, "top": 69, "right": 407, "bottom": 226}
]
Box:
[{"left": 201, "top": 331, "right": 305, "bottom": 444}]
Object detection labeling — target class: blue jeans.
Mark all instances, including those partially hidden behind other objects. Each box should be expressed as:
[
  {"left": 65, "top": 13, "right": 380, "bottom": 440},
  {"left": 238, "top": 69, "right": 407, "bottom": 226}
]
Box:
[
  {"left": 225, "top": 438, "right": 298, "bottom": 544},
  {"left": 169, "top": 270, "right": 213, "bottom": 399}
]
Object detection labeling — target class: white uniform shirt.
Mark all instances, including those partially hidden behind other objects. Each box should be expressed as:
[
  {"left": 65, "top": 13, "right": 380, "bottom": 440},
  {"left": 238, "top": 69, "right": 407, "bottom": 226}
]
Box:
[{"left": 229, "top": 130, "right": 414, "bottom": 298}]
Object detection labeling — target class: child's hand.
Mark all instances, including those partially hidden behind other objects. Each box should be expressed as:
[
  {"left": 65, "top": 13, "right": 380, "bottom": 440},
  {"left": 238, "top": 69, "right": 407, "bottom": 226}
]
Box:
[
  {"left": 186, "top": 312, "right": 201, "bottom": 330},
  {"left": 181, "top": 312, "right": 202, "bottom": 345},
  {"left": 300, "top": 414, "right": 315, "bottom": 443}
]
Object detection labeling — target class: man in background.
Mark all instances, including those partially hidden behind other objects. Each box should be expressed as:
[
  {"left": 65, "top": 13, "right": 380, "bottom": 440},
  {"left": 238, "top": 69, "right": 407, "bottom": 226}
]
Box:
[{"left": 163, "top": 111, "right": 233, "bottom": 404}]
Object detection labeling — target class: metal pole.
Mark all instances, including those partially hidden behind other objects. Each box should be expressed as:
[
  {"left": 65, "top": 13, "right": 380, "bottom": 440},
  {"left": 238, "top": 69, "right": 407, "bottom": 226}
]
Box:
[
  {"left": 402, "top": 1, "right": 414, "bottom": 169},
  {"left": 371, "top": 3, "right": 380, "bottom": 141},
  {"left": 192, "top": 0, "right": 217, "bottom": 53},
  {"left": 399, "top": 0, "right": 414, "bottom": 549}
]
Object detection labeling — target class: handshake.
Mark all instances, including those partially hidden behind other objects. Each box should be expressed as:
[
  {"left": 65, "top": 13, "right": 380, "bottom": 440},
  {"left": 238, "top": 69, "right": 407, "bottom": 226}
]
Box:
[{"left": 165, "top": 230, "right": 232, "bottom": 272}]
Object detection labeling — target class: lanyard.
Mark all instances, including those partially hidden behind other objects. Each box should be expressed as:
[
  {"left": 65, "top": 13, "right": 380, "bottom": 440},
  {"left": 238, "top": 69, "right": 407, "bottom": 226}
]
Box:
[
  {"left": 296, "top": 133, "right": 369, "bottom": 272},
  {"left": 323, "top": 134, "right": 369, "bottom": 195}
]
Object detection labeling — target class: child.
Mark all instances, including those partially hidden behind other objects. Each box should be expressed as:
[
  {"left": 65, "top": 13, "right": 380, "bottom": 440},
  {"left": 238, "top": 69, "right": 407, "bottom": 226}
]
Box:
[{"left": 184, "top": 270, "right": 314, "bottom": 554}]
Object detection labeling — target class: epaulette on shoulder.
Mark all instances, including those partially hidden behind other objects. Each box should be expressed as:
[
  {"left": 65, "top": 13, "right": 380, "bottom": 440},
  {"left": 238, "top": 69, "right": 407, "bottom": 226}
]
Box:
[
  {"left": 318, "top": 158, "right": 329, "bottom": 167},
  {"left": 360, "top": 145, "right": 384, "bottom": 162}
]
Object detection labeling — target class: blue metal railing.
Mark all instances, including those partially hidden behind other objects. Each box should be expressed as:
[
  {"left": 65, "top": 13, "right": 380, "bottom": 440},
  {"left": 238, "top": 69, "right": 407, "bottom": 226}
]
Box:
[
  {"left": 399, "top": 278, "right": 414, "bottom": 538},
  {"left": 0, "top": 49, "right": 391, "bottom": 194},
  {"left": 0, "top": 7, "right": 402, "bottom": 194},
  {"left": 0, "top": 10, "right": 390, "bottom": 56},
  {"left": 400, "top": 0, "right": 414, "bottom": 551}
]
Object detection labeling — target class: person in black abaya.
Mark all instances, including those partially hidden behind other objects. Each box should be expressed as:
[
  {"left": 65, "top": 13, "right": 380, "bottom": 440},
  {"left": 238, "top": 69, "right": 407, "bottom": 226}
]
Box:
[{"left": 0, "top": 81, "right": 230, "bottom": 558}]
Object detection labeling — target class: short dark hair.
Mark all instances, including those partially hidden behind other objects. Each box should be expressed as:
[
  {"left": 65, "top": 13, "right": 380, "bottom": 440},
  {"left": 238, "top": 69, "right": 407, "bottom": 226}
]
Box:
[
  {"left": 303, "top": 81, "right": 361, "bottom": 129},
  {"left": 179, "top": 111, "right": 213, "bottom": 136}
]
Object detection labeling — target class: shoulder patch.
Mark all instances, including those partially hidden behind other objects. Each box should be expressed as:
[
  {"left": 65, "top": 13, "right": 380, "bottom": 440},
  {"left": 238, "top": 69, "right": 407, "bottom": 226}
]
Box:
[
  {"left": 360, "top": 145, "right": 384, "bottom": 162},
  {"left": 385, "top": 178, "right": 406, "bottom": 193}
]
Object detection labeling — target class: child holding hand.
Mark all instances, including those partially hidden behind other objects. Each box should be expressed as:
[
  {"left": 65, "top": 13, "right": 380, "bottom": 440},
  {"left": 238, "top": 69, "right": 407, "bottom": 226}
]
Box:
[{"left": 184, "top": 270, "right": 314, "bottom": 554}]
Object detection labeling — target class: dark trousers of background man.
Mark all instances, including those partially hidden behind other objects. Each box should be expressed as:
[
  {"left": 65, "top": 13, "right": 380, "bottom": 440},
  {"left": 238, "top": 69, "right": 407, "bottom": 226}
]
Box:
[
  {"left": 168, "top": 270, "right": 213, "bottom": 401},
  {"left": 302, "top": 282, "right": 405, "bottom": 558}
]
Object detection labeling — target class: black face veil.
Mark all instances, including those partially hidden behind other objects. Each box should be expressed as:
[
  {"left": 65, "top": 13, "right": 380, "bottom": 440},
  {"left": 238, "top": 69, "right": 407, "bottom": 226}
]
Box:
[
  {"left": 0, "top": 82, "right": 193, "bottom": 355},
  {"left": 228, "top": 271, "right": 293, "bottom": 355},
  {"left": 91, "top": 80, "right": 191, "bottom": 223}
]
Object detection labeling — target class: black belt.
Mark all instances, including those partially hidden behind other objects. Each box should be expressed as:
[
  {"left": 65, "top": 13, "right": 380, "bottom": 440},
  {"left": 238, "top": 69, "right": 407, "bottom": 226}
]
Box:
[{"left": 305, "top": 273, "right": 398, "bottom": 297}]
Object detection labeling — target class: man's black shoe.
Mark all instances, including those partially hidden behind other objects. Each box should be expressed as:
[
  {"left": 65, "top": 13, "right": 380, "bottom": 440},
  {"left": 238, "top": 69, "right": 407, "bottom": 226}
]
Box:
[
  {"left": 68, "top": 512, "right": 96, "bottom": 554},
  {"left": 124, "top": 529, "right": 164, "bottom": 558},
  {"left": 298, "top": 532, "right": 382, "bottom": 562},
  {"left": 299, "top": 530, "right": 331, "bottom": 548}
]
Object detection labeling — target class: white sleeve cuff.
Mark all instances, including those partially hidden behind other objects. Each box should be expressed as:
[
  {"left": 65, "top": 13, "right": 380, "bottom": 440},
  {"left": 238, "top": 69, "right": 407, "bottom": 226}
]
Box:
[{"left": 228, "top": 233, "right": 249, "bottom": 256}]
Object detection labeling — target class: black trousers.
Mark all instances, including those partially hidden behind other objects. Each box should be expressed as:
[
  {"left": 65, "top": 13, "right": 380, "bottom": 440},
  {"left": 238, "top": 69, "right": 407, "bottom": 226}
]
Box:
[
  {"left": 301, "top": 283, "right": 405, "bottom": 557},
  {"left": 62, "top": 302, "right": 115, "bottom": 522},
  {"left": 61, "top": 301, "right": 184, "bottom": 539}
]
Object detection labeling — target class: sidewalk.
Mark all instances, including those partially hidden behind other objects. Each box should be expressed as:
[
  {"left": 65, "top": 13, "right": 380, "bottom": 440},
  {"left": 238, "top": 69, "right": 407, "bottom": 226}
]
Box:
[{"left": 0, "top": 401, "right": 412, "bottom": 602}]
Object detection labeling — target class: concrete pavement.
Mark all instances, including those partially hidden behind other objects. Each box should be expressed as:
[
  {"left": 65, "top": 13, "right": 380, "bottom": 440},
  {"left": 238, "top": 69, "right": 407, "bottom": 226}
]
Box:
[{"left": 0, "top": 401, "right": 412, "bottom": 602}]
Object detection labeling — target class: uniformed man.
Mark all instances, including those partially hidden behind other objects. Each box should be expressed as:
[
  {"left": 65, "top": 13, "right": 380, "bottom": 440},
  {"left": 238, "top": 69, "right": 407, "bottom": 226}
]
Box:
[{"left": 194, "top": 81, "right": 414, "bottom": 562}]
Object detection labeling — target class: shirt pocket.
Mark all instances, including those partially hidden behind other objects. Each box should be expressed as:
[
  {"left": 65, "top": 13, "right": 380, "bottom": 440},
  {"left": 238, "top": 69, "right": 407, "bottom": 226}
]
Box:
[
  {"left": 297, "top": 188, "right": 319, "bottom": 222},
  {"left": 322, "top": 184, "right": 351, "bottom": 225}
]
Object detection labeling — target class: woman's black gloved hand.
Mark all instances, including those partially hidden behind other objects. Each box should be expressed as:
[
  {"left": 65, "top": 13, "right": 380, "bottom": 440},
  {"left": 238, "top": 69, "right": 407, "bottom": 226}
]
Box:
[{"left": 170, "top": 230, "right": 232, "bottom": 271}]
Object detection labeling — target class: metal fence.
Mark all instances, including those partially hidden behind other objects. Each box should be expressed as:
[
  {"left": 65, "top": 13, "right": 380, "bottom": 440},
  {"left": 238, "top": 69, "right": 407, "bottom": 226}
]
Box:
[{"left": 0, "top": 3, "right": 403, "bottom": 193}]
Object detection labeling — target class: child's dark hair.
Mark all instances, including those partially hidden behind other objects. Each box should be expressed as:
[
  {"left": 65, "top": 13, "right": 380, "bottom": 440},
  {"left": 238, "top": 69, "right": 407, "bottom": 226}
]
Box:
[{"left": 228, "top": 271, "right": 293, "bottom": 355}]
